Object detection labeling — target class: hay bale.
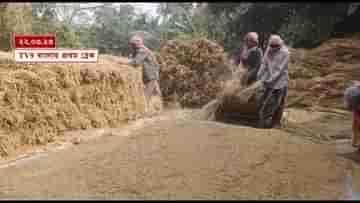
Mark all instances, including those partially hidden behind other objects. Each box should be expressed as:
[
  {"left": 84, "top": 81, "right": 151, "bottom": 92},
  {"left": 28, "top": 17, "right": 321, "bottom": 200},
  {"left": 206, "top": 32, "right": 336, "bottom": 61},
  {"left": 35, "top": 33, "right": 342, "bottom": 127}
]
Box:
[{"left": 0, "top": 55, "right": 151, "bottom": 158}]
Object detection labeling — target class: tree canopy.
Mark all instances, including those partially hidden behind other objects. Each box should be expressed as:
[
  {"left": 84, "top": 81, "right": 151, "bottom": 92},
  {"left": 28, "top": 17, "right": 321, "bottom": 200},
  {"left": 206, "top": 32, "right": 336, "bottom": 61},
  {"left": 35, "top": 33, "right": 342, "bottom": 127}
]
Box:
[{"left": 0, "top": 2, "right": 359, "bottom": 55}]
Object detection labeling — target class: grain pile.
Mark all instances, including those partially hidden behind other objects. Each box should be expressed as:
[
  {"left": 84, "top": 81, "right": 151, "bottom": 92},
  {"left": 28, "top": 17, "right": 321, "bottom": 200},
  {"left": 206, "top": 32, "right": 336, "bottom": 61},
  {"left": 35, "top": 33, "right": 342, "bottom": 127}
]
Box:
[
  {"left": 156, "top": 38, "right": 233, "bottom": 107},
  {"left": 288, "top": 37, "right": 360, "bottom": 110},
  {"left": 0, "top": 55, "right": 148, "bottom": 157}
]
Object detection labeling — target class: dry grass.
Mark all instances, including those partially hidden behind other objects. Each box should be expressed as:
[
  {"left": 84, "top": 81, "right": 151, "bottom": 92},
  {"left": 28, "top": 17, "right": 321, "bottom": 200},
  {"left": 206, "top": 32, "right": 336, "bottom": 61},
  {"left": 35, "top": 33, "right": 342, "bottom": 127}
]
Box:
[
  {"left": 288, "top": 37, "right": 360, "bottom": 110},
  {"left": 156, "top": 38, "right": 233, "bottom": 107},
  {"left": 0, "top": 53, "right": 149, "bottom": 157}
]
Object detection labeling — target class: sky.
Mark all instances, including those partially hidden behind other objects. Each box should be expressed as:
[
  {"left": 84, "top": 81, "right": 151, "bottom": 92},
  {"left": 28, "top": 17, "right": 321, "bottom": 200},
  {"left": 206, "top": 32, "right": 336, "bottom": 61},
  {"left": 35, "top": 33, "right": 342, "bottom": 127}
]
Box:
[
  {"left": 129, "top": 3, "right": 159, "bottom": 16},
  {"left": 80, "top": 3, "right": 160, "bottom": 16},
  {"left": 71, "top": 3, "right": 159, "bottom": 25}
]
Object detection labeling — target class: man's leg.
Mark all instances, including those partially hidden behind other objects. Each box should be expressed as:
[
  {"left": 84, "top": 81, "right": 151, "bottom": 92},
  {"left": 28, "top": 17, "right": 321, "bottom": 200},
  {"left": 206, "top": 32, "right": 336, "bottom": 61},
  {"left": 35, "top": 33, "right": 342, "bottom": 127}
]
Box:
[
  {"left": 262, "top": 87, "right": 272, "bottom": 105},
  {"left": 259, "top": 87, "right": 273, "bottom": 115},
  {"left": 154, "top": 80, "right": 162, "bottom": 97},
  {"left": 145, "top": 80, "right": 161, "bottom": 97},
  {"left": 144, "top": 80, "right": 163, "bottom": 115},
  {"left": 144, "top": 81, "right": 152, "bottom": 100},
  {"left": 271, "top": 87, "right": 287, "bottom": 127}
]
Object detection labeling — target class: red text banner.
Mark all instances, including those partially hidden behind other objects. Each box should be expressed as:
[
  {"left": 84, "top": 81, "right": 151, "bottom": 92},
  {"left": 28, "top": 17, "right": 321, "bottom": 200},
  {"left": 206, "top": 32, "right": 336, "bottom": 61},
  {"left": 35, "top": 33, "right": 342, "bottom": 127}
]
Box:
[{"left": 13, "top": 34, "right": 56, "bottom": 49}]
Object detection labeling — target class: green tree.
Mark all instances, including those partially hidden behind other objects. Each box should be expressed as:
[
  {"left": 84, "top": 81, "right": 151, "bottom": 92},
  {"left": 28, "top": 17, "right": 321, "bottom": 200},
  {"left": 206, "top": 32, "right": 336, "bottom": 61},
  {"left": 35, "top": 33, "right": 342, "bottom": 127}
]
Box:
[
  {"left": 206, "top": 3, "right": 357, "bottom": 51},
  {"left": 31, "top": 3, "right": 83, "bottom": 48},
  {"left": 0, "top": 3, "right": 33, "bottom": 50}
]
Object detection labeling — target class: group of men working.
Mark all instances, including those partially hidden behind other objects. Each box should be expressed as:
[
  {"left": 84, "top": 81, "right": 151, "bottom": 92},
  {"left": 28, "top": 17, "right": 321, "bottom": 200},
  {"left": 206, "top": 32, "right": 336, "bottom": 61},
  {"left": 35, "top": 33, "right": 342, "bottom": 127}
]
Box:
[
  {"left": 123, "top": 33, "right": 290, "bottom": 127},
  {"left": 237, "top": 32, "right": 360, "bottom": 150},
  {"left": 123, "top": 33, "right": 360, "bottom": 151},
  {"left": 235, "top": 32, "right": 290, "bottom": 128}
]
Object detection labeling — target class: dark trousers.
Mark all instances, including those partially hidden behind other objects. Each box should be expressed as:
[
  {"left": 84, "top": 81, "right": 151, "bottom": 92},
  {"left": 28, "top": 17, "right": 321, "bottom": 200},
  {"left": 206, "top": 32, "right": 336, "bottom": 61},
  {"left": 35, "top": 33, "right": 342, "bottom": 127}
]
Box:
[{"left": 262, "top": 86, "right": 288, "bottom": 127}]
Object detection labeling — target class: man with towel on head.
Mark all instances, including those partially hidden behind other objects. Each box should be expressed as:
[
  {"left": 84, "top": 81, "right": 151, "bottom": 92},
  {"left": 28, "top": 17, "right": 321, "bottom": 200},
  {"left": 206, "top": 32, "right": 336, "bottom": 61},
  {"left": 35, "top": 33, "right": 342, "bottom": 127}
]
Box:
[
  {"left": 234, "top": 32, "right": 263, "bottom": 86},
  {"left": 257, "top": 34, "right": 290, "bottom": 128},
  {"left": 121, "top": 35, "right": 161, "bottom": 100}
]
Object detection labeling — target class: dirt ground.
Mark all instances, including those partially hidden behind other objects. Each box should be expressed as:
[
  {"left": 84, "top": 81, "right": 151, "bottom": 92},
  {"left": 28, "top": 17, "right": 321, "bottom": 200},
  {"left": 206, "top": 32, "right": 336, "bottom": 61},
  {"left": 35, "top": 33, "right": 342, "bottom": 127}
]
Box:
[
  {"left": 282, "top": 108, "right": 353, "bottom": 143},
  {"left": 0, "top": 109, "right": 355, "bottom": 200}
]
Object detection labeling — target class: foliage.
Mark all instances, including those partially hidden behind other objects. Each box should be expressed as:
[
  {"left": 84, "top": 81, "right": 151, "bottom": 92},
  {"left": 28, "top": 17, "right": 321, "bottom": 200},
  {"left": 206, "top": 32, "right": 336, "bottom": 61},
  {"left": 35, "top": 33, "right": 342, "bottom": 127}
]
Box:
[
  {"left": 56, "top": 24, "right": 82, "bottom": 48},
  {"left": 0, "top": 3, "right": 33, "bottom": 50},
  {"left": 0, "top": 2, "right": 359, "bottom": 55},
  {"left": 279, "top": 3, "right": 350, "bottom": 48},
  {"left": 207, "top": 3, "right": 358, "bottom": 51},
  {"left": 31, "top": 3, "right": 82, "bottom": 48}
]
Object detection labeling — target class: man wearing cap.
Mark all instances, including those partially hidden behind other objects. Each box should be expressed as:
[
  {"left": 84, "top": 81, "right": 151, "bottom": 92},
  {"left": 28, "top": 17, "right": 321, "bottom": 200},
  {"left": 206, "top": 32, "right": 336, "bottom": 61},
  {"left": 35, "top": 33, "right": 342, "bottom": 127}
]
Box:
[
  {"left": 234, "top": 32, "right": 263, "bottom": 86},
  {"left": 126, "top": 35, "right": 161, "bottom": 100},
  {"left": 257, "top": 34, "right": 290, "bottom": 128},
  {"left": 242, "top": 32, "right": 263, "bottom": 85}
]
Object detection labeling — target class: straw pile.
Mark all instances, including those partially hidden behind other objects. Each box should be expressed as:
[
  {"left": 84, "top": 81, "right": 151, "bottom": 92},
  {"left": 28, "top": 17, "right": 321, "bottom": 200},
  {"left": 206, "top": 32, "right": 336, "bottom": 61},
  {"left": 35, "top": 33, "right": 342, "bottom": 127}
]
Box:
[
  {"left": 0, "top": 55, "right": 148, "bottom": 157},
  {"left": 288, "top": 37, "right": 360, "bottom": 110},
  {"left": 156, "top": 38, "right": 233, "bottom": 107}
]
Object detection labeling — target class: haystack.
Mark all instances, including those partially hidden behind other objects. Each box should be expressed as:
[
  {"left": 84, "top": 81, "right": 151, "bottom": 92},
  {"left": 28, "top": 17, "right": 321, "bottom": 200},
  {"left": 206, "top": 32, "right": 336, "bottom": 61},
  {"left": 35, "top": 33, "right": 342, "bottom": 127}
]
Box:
[
  {"left": 0, "top": 55, "right": 149, "bottom": 157},
  {"left": 288, "top": 37, "right": 360, "bottom": 110},
  {"left": 156, "top": 38, "right": 233, "bottom": 107}
]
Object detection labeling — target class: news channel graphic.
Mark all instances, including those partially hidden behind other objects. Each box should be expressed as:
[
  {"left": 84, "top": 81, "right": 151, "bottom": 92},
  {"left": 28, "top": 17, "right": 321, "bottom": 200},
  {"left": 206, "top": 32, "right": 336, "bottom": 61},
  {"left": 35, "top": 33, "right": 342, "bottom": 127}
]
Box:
[
  {"left": 13, "top": 33, "right": 98, "bottom": 63},
  {"left": 13, "top": 33, "right": 57, "bottom": 49}
]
